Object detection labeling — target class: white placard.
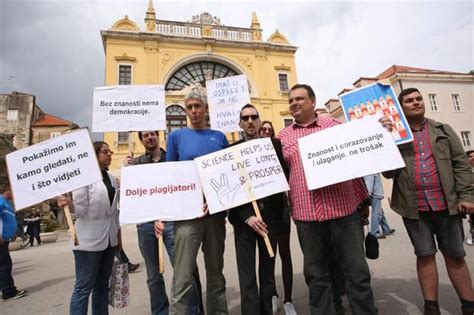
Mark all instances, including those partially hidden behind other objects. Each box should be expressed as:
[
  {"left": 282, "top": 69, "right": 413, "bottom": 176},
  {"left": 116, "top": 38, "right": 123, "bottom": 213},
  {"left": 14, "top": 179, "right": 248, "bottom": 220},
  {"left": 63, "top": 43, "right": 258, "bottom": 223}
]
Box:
[
  {"left": 195, "top": 138, "right": 289, "bottom": 214},
  {"left": 207, "top": 74, "right": 251, "bottom": 133},
  {"left": 119, "top": 161, "right": 204, "bottom": 224},
  {"left": 92, "top": 85, "right": 166, "bottom": 132},
  {"left": 6, "top": 129, "right": 102, "bottom": 210},
  {"left": 298, "top": 115, "right": 406, "bottom": 190}
]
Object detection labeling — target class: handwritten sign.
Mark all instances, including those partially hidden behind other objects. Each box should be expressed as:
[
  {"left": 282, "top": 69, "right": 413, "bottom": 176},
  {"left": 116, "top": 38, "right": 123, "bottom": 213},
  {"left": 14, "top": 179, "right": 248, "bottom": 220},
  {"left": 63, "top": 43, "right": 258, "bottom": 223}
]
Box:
[
  {"left": 339, "top": 83, "right": 413, "bottom": 145},
  {"left": 119, "top": 161, "right": 204, "bottom": 224},
  {"left": 207, "top": 74, "right": 251, "bottom": 133},
  {"left": 195, "top": 138, "right": 289, "bottom": 214},
  {"left": 298, "top": 115, "right": 405, "bottom": 190},
  {"left": 92, "top": 85, "right": 166, "bottom": 132},
  {"left": 6, "top": 129, "right": 101, "bottom": 210}
]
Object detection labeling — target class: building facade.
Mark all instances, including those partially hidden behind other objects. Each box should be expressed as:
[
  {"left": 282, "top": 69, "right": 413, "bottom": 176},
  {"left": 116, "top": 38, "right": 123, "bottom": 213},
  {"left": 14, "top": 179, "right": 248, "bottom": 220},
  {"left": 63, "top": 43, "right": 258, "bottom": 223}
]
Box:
[
  {"left": 31, "top": 113, "right": 79, "bottom": 144},
  {"left": 0, "top": 91, "right": 41, "bottom": 149},
  {"left": 101, "top": 0, "right": 298, "bottom": 171},
  {"left": 0, "top": 91, "right": 79, "bottom": 149}
]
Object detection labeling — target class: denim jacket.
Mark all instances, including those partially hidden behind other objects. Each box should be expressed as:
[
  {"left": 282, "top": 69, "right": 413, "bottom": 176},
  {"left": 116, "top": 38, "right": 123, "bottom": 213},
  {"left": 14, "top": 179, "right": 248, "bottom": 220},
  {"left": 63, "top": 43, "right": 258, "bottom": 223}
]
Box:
[{"left": 383, "top": 119, "right": 474, "bottom": 219}]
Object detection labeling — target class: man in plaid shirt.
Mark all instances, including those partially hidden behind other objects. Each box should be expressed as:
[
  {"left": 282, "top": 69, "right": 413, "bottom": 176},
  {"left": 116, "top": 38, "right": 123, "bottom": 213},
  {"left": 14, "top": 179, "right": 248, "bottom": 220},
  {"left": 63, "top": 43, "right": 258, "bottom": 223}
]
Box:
[
  {"left": 384, "top": 88, "right": 474, "bottom": 315},
  {"left": 278, "top": 84, "right": 391, "bottom": 314}
]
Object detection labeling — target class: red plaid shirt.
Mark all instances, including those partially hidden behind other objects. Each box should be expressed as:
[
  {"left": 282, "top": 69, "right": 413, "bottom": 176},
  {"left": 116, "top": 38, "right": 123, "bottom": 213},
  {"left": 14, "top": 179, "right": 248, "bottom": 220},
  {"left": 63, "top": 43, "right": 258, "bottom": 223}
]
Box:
[
  {"left": 412, "top": 120, "right": 447, "bottom": 211},
  {"left": 278, "top": 116, "right": 368, "bottom": 222}
]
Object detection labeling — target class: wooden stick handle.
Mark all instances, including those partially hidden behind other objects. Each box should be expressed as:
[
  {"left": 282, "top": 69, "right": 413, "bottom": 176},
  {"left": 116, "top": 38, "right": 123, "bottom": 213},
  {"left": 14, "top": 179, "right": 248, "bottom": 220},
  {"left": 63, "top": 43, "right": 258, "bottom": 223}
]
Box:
[
  {"left": 63, "top": 205, "right": 79, "bottom": 246},
  {"left": 251, "top": 201, "right": 274, "bottom": 258},
  {"left": 158, "top": 235, "right": 164, "bottom": 274},
  {"left": 128, "top": 131, "right": 133, "bottom": 156}
]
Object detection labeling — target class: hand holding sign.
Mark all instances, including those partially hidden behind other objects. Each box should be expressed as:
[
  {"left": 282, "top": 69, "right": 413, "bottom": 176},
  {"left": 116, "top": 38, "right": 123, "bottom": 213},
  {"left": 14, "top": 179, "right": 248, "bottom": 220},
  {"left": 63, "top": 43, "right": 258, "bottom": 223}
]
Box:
[
  {"left": 6, "top": 128, "right": 101, "bottom": 211},
  {"left": 298, "top": 115, "right": 405, "bottom": 190},
  {"left": 195, "top": 138, "right": 289, "bottom": 214}
]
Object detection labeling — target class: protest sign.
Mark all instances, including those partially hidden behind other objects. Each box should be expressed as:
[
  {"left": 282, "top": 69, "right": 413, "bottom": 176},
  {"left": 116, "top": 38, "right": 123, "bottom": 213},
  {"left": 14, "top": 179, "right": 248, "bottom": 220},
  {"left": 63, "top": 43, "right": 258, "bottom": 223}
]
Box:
[
  {"left": 339, "top": 83, "right": 413, "bottom": 145},
  {"left": 195, "top": 137, "right": 289, "bottom": 214},
  {"left": 298, "top": 115, "right": 405, "bottom": 190},
  {"left": 6, "top": 128, "right": 102, "bottom": 210},
  {"left": 119, "top": 161, "right": 203, "bottom": 224},
  {"left": 92, "top": 85, "right": 166, "bottom": 132},
  {"left": 207, "top": 74, "right": 251, "bottom": 133}
]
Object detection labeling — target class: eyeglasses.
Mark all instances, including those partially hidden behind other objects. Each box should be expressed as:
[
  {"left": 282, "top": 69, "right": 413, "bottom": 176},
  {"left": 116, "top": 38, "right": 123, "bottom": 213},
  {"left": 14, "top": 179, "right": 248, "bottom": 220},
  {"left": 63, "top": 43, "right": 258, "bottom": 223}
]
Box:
[
  {"left": 261, "top": 127, "right": 273, "bottom": 132},
  {"left": 240, "top": 115, "right": 259, "bottom": 121}
]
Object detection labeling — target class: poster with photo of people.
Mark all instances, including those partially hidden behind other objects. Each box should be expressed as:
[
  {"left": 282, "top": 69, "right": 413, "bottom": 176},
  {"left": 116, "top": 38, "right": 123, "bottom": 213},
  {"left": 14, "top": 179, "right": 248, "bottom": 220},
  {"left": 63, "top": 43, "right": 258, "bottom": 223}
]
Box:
[{"left": 339, "top": 83, "right": 413, "bottom": 145}]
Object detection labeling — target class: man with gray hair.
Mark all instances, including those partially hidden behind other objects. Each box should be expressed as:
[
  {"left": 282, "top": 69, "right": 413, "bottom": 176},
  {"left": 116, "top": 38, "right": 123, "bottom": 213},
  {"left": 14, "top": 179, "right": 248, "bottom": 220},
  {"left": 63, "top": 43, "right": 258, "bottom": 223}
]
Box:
[{"left": 158, "top": 86, "right": 229, "bottom": 314}]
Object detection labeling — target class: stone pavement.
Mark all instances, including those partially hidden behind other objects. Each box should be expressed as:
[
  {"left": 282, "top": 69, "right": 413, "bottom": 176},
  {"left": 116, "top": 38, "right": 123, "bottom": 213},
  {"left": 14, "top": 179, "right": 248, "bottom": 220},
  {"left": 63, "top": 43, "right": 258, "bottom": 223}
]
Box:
[{"left": 2, "top": 207, "right": 473, "bottom": 315}]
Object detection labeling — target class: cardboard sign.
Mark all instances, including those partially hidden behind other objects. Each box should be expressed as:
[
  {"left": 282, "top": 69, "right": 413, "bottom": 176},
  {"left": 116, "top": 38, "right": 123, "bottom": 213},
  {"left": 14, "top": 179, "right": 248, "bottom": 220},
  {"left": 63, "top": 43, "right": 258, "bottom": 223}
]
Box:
[
  {"left": 207, "top": 74, "right": 251, "bottom": 133},
  {"left": 119, "top": 161, "right": 204, "bottom": 224},
  {"left": 92, "top": 85, "right": 166, "bottom": 132},
  {"left": 195, "top": 138, "right": 289, "bottom": 214},
  {"left": 339, "top": 82, "right": 413, "bottom": 145},
  {"left": 6, "top": 129, "right": 102, "bottom": 210},
  {"left": 298, "top": 115, "right": 406, "bottom": 190}
]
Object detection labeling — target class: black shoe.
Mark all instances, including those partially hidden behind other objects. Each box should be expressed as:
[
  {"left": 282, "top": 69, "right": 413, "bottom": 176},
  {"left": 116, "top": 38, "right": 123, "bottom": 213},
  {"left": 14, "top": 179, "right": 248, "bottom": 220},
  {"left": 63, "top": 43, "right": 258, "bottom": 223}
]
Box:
[
  {"left": 424, "top": 305, "right": 441, "bottom": 315},
  {"left": 128, "top": 263, "right": 140, "bottom": 273},
  {"left": 3, "top": 290, "right": 27, "bottom": 301},
  {"left": 386, "top": 229, "right": 396, "bottom": 235},
  {"left": 462, "top": 306, "right": 474, "bottom": 315}
]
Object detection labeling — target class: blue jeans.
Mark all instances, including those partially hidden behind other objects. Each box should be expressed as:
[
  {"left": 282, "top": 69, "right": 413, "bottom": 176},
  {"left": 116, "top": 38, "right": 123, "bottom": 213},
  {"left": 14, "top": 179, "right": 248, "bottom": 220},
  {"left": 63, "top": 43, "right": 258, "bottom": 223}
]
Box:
[
  {"left": 370, "top": 197, "right": 392, "bottom": 235},
  {"left": 70, "top": 246, "right": 116, "bottom": 315},
  {"left": 295, "top": 211, "right": 376, "bottom": 315},
  {"left": 137, "top": 221, "right": 201, "bottom": 315}
]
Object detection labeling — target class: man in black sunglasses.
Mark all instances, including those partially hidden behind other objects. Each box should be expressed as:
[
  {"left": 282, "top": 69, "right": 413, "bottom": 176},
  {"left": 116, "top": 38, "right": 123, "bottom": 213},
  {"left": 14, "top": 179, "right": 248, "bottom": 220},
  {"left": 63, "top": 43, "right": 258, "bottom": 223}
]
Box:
[{"left": 228, "top": 104, "right": 290, "bottom": 315}]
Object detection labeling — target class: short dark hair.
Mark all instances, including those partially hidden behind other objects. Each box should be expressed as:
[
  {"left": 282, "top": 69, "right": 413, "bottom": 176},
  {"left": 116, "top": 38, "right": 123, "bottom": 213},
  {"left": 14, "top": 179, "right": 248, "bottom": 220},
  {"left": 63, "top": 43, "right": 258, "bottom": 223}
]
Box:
[
  {"left": 239, "top": 104, "right": 259, "bottom": 119},
  {"left": 398, "top": 88, "right": 420, "bottom": 105},
  {"left": 466, "top": 150, "right": 474, "bottom": 156},
  {"left": 138, "top": 131, "right": 159, "bottom": 141},
  {"left": 0, "top": 177, "right": 10, "bottom": 194},
  {"left": 289, "top": 84, "right": 316, "bottom": 101}
]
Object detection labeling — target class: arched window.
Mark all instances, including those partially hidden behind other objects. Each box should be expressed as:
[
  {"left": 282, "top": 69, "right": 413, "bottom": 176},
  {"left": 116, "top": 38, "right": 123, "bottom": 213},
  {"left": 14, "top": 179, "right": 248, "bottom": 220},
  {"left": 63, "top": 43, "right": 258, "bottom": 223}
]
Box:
[
  {"left": 166, "top": 105, "right": 187, "bottom": 133},
  {"left": 165, "top": 61, "right": 238, "bottom": 91}
]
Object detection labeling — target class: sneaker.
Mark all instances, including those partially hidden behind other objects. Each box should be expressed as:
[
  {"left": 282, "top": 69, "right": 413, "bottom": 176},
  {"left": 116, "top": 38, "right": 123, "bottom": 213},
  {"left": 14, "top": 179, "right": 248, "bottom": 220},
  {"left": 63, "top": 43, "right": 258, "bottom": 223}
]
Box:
[
  {"left": 3, "top": 290, "right": 27, "bottom": 301},
  {"left": 128, "top": 262, "right": 140, "bottom": 273},
  {"left": 284, "top": 302, "right": 297, "bottom": 315},
  {"left": 272, "top": 295, "right": 280, "bottom": 314},
  {"left": 466, "top": 237, "right": 474, "bottom": 246},
  {"left": 375, "top": 233, "right": 386, "bottom": 239}
]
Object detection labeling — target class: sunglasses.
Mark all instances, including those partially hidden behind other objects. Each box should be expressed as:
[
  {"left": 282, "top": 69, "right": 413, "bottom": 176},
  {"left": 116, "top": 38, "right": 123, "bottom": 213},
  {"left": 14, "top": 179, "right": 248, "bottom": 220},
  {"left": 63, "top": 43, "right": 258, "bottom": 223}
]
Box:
[
  {"left": 240, "top": 115, "right": 259, "bottom": 121},
  {"left": 261, "top": 127, "right": 273, "bottom": 132}
]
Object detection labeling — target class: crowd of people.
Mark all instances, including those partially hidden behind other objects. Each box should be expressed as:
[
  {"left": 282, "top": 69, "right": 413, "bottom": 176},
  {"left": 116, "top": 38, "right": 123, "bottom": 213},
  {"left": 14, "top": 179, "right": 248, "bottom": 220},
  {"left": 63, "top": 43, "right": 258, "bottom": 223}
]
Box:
[{"left": 0, "top": 84, "right": 473, "bottom": 315}]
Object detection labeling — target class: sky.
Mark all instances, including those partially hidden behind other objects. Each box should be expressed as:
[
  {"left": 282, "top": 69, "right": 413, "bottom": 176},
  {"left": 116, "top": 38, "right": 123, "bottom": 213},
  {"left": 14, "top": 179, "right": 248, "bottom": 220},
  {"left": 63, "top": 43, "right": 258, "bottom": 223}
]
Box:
[{"left": 1, "top": 0, "right": 472, "bottom": 138}]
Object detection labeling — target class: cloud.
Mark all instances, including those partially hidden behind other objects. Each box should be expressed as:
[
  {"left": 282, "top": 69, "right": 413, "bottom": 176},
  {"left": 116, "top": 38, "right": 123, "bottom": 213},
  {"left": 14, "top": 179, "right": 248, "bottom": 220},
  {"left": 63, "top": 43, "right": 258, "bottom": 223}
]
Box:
[{"left": 1, "top": 0, "right": 472, "bottom": 136}]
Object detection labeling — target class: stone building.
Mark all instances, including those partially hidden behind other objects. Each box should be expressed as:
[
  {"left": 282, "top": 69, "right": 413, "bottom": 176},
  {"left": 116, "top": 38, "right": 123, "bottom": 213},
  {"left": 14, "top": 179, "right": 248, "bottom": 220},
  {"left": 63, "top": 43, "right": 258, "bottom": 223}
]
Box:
[
  {"left": 0, "top": 91, "right": 41, "bottom": 149},
  {"left": 31, "top": 113, "right": 79, "bottom": 144},
  {"left": 0, "top": 91, "right": 79, "bottom": 148}
]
